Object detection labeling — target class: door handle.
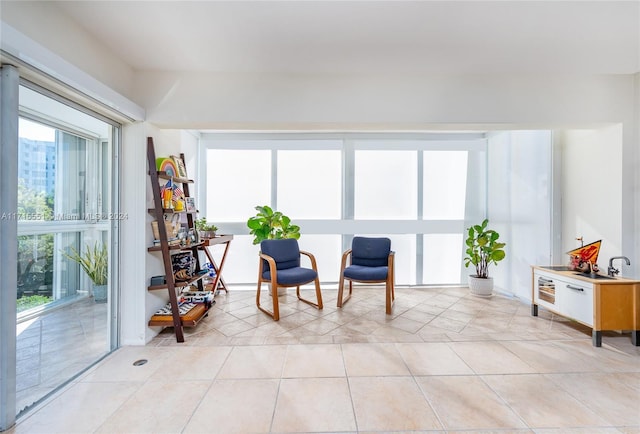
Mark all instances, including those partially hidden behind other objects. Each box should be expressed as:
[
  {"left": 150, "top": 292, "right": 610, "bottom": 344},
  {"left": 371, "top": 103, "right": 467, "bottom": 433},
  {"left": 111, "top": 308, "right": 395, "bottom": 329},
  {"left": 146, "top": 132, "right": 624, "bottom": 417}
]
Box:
[{"left": 567, "top": 285, "right": 584, "bottom": 292}]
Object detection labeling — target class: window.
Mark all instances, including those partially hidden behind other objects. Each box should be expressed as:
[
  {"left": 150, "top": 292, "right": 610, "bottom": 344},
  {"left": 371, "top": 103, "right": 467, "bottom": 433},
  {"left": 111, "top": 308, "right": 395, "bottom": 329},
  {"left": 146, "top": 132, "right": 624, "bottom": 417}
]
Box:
[
  {"left": 206, "top": 150, "right": 270, "bottom": 221},
  {"left": 423, "top": 151, "right": 468, "bottom": 220},
  {"left": 354, "top": 150, "right": 417, "bottom": 219},
  {"left": 278, "top": 150, "right": 341, "bottom": 219},
  {"left": 203, "top": 134, "right": 486, "bottom": 285},
  {"left": 15, "top": 84, "right": 119, "bottom": 416}
]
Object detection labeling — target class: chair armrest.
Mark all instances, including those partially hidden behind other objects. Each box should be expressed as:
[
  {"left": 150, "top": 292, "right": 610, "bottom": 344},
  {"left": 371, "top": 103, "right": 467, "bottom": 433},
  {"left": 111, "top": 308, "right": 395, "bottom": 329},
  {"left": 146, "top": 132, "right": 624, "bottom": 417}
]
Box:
[
  {"left": 388, "top": 251, "right": 395, "bottom": 282},
  {"left": 340, "top": 249, "right": 353, "bottom": 270},
  {"left": 299, "top": 250, "right": 319, "bottom": 271},
  {"left": 258, "top": 252, "right": 278, "bottom": 280}
]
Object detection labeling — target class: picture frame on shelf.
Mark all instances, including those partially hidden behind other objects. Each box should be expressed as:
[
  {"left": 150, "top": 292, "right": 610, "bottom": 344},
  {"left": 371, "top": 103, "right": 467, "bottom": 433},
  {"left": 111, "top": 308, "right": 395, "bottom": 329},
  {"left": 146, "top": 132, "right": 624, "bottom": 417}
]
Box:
[
  {"left": 185, "top": 197, "right": 196, "bottom": 213},
  {"left": 171, "top": 155, "right": 188, "bottom": 179}
]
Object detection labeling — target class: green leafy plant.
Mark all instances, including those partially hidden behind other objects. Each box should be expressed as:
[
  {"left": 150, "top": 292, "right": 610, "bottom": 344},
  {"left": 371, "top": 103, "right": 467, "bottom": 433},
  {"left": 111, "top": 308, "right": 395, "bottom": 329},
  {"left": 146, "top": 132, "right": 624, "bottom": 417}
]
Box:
[
  {"left": 17, "top": 295, "right": 52, "bottom": 313},
  {"left": 194, "top": 217, "right": 218, "bottom": 232},
  {"left": 62, "top": 242, "right": 108, "bottom": 285},
  {"left": 247, "top": 205, "right": 300, "bottom": 245},
  {"left": 463, "top": 218, "right": 506, "bottom": 278}
]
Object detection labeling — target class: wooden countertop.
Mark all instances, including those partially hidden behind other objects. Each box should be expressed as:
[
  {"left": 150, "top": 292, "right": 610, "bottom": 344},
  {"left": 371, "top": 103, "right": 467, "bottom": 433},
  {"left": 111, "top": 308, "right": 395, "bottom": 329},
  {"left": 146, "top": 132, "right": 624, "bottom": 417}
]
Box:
[{"left": 532, "top": 265, "right": 640, "bottom": 285}]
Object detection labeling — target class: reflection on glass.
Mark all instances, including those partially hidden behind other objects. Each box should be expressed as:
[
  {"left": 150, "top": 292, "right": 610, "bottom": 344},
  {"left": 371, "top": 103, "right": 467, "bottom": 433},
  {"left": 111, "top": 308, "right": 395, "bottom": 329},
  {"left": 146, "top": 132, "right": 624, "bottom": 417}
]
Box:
[
  {"left": 355, "top": 151, "right": 417, "bottom": 219},
  {"left": 207, "top": 150, "right": 271, "bottom": 221},
  {"left": 17, "top": 234, "right": 54, "bottom": 310},
  {"left": 15, "top": 88, "right": 114, "bottom": 417},
  {"left": 423, "top": 151, "right": 468, "bottom": 220},
  {"left": 278, "top": 151, "right": 341, "bottom": 219}
]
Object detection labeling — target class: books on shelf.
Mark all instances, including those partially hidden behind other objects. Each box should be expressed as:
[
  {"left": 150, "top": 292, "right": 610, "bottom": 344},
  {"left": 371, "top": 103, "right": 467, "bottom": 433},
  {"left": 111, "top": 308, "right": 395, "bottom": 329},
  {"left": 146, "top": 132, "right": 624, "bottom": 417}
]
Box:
[
  {"left": 181, "top": 290, "right": 214, "bottom": 304},
  {"left": 154, "top": 301, "right": 197, "bottom": 316}
]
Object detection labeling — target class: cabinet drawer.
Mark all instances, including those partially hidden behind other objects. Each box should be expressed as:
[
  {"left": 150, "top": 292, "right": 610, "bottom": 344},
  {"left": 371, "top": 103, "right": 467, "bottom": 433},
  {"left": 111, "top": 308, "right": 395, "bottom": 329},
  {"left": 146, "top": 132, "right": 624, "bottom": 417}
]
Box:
[{"left": 560, "top": 281, "right": 593, "bottom": 326}]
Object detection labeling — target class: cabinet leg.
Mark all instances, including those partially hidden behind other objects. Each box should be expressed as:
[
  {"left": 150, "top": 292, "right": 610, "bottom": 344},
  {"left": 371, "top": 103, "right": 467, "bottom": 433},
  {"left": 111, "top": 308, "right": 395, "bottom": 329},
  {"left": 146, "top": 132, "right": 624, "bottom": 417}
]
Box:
[
  {"left": 592, "top": 330, "right": 602, "bottom": 347},
  {"left": 531, "top": 304, "right": 538, "bottom": 316},
  {"left": 631, "top": 330, "right": 639, "bottom": 346}
]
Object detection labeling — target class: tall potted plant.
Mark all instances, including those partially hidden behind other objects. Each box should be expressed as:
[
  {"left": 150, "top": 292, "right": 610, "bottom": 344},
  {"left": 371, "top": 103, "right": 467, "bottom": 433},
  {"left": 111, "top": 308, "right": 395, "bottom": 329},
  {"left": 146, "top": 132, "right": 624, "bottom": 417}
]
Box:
[
  {"left": 463, "top": 218, "right": 506, "bottom": 297},
  {"left": 247, "top": 205, "right": 300, "bottom": 245},
  {"left": 63, "top": 242, "right": 108, "bottom": 303}
]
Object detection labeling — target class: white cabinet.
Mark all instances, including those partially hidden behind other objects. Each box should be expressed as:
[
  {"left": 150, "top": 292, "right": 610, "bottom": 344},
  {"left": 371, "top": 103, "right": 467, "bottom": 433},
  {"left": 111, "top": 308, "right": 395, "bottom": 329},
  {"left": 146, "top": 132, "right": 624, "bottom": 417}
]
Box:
[
  {"left": 533, "top": 270, "right": 593, "bottom": 327},
  {"left": 557, "top": 279, "right": 593, "bottom": 326},
  {"left": 532, "top": 266, "right": 640, "bottom": 347}
]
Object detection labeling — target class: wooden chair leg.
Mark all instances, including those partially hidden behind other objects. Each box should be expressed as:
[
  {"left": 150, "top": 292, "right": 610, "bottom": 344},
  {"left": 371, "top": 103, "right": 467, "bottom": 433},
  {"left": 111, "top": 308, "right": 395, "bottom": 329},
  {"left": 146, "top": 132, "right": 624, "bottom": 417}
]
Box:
[
  {"left": 337, "top": 273, "right": 345, "bottom": 308},
  {"left": 272, "top": 284, "right": 280, "bottom": 321},
  {"left": 255, "top": 279, "right": 262, "bottom": 311},
  {"left": 256, "top": 280, "right": 280, "bottom": 321},
  {"left": 314, "top": 278, "right": 323, "bottom": 309},
  {"left": 385, "top": 279, "right": 393, "bottom": 315},
  {"left": 337, "top": 277, "right": 354, "bottom": 308},
  {"left": 296, "top": 280, "right": 323, "bottom": 310}
]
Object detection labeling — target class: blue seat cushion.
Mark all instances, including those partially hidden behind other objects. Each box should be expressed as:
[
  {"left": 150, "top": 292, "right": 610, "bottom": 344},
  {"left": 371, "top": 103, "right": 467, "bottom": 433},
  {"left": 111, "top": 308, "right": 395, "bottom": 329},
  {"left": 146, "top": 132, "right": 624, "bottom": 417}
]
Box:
[
  {"left": 351, "top": 237, "right": 391, "bottom": 267},
  {"left": 263, "top": 267, "right": 318, "bottom": 285},
  {"left": 344, "top": 264, "right": 388, "bottom": 281},
  {"left": 261, "top": 239, "right": 301, "bottom": 270}
]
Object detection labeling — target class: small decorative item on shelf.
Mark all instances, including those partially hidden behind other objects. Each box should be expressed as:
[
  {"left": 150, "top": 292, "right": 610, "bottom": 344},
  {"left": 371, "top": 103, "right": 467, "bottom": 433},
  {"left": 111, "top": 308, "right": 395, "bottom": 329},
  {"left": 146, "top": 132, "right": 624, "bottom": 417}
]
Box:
[
  {"left": 185, "top": 197, "right": 196, "bottom": 213},
  {"left": 171, "top": 155, "right": 188, "bottom": 179},
  {"left": 172, "top": 252, "right": 195, "bottom": 281},
  {"left": 161, "top": 178, "right": 174, "bottom": 209},
  {"left": 151, "top": 214, "right": 181, "bottom": 241},
  {"left": 194, "top": 217, "right": 218, "bottom": 239},
  {"left": 156, "top": 157, "right": 178, "bottom": 177}
]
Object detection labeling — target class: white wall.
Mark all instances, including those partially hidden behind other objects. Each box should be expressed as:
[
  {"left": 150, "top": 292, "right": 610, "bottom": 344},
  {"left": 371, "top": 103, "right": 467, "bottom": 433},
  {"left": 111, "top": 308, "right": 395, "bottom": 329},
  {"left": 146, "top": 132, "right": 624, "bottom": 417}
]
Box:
[
  {"left": 556, "top": 126, "right": 629, "bottom": 276},
  {"left": 120, "top": 125, "right": 200, "bottom": 345},
  {"left": 119, "top": 123, "right": 150, "bottom": 345}
]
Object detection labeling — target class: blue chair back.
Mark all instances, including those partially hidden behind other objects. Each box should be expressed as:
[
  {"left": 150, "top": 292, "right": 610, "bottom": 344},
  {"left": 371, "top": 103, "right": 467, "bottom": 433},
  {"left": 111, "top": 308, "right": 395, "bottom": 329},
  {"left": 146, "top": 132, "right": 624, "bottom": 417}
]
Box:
[
  {"left": 260, "top": 239, "right": 301, "bottom": 270},
  {"left": 351, "top": 237, "right": 391, "bottom": 267}
]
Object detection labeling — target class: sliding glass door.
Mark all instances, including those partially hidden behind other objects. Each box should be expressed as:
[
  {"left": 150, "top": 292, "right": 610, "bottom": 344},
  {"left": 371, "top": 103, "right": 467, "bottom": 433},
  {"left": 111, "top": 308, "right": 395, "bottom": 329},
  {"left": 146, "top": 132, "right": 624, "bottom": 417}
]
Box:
[{"left": 15, "top": 85, "right": 119, "bottom": 416}]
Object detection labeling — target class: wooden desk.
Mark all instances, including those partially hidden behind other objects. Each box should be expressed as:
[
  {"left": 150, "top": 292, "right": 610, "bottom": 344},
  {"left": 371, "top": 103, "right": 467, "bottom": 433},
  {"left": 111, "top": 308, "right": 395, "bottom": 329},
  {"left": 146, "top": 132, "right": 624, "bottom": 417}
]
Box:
[{"left": 199, "top": 235, "right": 233, "bottom": 294}]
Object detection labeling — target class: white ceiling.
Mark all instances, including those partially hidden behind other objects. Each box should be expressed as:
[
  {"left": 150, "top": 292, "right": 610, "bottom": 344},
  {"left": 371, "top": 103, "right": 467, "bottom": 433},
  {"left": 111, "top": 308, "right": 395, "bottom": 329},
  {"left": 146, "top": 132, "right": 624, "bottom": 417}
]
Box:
[{"left": 52, "top": 1, "right": 639, "bottom": 75}]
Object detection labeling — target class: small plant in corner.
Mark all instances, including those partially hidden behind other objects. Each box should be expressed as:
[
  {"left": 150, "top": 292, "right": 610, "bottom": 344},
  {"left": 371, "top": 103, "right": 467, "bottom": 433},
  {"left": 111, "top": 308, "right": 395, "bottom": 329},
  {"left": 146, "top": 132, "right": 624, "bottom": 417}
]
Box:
[
  {"left": 463, "top": 218, "right": 506, "bottom": 278},
  {"left": 247, "top": 205, "right": 300, "bottom": 245},
  {"left": 195, "top": 217, "right": 218, "bottom": 238}
]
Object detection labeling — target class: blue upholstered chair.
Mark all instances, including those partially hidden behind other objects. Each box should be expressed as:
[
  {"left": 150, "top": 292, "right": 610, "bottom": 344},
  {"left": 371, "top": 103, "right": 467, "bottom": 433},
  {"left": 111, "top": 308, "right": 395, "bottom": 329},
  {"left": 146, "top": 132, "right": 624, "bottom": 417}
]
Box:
[
  {"left": 337, "top": 236, "right": 395, "bottom": 314},
  {"left": 256, "top": 239, "right": 323, "bottom": 321}
]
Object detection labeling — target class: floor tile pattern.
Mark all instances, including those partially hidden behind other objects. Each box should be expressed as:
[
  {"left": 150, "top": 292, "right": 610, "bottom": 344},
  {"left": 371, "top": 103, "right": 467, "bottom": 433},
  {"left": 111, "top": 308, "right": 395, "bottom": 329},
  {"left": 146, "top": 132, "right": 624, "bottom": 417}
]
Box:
[{"left": 10, "top": 285, "right": 640, "bottom": 433}]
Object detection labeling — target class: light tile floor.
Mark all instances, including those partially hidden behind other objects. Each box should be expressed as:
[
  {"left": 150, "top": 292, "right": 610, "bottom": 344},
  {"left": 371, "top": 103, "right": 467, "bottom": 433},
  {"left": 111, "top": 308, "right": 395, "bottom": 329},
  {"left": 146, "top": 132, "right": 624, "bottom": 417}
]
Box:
[{"left": 9, "top": 285, "right": 640, "bottom": 433}]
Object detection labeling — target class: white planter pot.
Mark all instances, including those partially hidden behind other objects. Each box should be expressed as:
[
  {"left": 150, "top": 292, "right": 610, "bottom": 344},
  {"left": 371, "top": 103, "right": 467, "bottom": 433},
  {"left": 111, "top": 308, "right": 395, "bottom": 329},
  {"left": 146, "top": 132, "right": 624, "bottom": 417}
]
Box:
[
  {"left": 468, "top": 275, "right": 493, "bottom": 297},
  {"left": 269, "top": 284, "right": 287, "bottom": 297}
]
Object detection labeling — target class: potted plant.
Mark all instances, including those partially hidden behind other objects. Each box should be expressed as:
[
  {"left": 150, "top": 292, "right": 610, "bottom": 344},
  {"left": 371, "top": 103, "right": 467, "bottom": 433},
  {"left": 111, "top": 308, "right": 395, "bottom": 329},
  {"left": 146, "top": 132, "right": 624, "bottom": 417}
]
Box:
[
  {"left": 247, "top": 205, "right": 300, "bottom": 245},
  {"left": 62, "top": 242, "right": 108, "bottom": 303},
  {"left": 463, "top": 218, "right": 506, "bottom": 297},
  {"left": 195, "top": 217, "right": 218, "bottom": 239}
]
